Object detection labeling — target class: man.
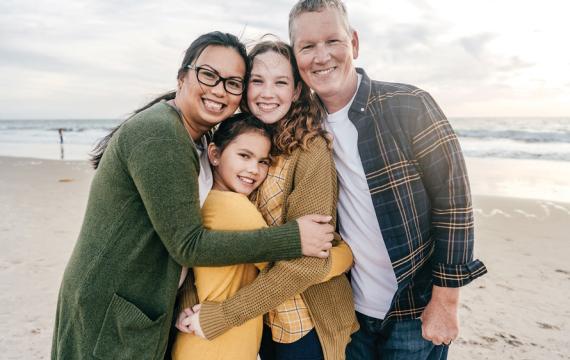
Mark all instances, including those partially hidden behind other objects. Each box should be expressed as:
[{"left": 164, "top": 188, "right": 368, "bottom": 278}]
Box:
[{"left": 288, "top": 1, "right": 487, "bottom": 359}]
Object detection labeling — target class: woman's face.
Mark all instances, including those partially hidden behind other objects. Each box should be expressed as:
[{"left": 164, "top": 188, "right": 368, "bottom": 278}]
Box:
[
  {"left": 177, "top": 45, "right": 246, "bottom": 138},
  {"left": 247, "top": 51, "right": 300, "bottom": 125}
]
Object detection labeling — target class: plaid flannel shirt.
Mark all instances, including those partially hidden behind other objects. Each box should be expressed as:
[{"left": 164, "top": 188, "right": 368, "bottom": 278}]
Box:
[{"left": 347, "top": 68, "right": 487, "bottom": 325}]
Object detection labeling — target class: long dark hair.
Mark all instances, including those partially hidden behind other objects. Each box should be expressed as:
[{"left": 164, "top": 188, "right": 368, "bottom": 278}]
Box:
[
  {"left": 241, "top": 38, "right": 328, "bottom": 156},
  {"left": 90, "top": 31, "right": 249, "bottom": 169}
]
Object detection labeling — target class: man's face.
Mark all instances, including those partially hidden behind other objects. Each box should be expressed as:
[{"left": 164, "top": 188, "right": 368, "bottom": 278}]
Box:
[{"left": 291, "top": 7, "right": 358, "bottom": 110}]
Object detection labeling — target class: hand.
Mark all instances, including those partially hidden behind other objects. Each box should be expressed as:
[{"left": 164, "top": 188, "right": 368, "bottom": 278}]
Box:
[
  {"left": 297, "top": 214, "right": 334, "bottom": 258},
  {"left": 175, "top": 307, "right": 195, "bottom": 333},
  {"left": 420, "top": 286, "right": 460, "bottom": 346},
  {"left": 188, "top": 304, "right": 205, "bottom": 339}
]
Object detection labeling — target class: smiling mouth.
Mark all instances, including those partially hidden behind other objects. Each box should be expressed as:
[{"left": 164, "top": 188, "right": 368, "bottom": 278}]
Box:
[
  {"left": 203, "top": 98, "right": 225, "bottom": 113},
  {"left": 313, "top": 67, "right": 336, "bottom": 76},
  {"left": 238, "top": 175, "right": 255, "bottom": 185},
  {"left": 257, "top": 103, "right": 279, "bottom": 112}
]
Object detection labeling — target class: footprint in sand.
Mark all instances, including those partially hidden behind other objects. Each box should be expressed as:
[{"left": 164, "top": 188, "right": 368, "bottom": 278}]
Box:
[
  {"left": 496, "top": 333, "right": 524, "bottom": 347},
  {"left": 536, "top": 322, "right": 560, "bottom": 330}
]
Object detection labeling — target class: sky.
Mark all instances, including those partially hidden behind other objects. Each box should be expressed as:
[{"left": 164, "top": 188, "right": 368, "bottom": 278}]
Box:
[{"left": 1, "top": 0, "right": 569, "bottom": 119}]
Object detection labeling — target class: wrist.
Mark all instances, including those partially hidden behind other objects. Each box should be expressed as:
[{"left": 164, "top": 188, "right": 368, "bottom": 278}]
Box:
[{"left": 431, "top": 285, "right": 460, "bottom": 307}]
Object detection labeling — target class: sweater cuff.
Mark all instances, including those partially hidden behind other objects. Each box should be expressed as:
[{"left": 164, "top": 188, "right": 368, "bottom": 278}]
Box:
[
  {"left": 268, "top": 220, "right": 302, "bottom": 260},
  {"left": 199, "top": 301, "right": 230, "bottom": 340},
  {"left": 432, "top": 259, "right": 487, "bottom": 287}
]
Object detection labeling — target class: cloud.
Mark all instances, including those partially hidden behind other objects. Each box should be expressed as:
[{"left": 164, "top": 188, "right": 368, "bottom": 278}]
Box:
[{"left": 459, "top": 33, "right": 496, "bottom": 59}]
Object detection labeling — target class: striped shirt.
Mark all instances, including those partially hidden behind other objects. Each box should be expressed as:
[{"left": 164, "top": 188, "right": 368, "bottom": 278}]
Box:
[{"left": 347, "top": 68, "right": 487, "bottom": 325}]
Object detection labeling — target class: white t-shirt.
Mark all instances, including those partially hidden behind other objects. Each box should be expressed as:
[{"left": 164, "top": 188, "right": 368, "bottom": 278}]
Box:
[
  {"left": 325, "top": 75, "right": 398, "bottom": 319},
  {"left": 196, "top": 136, "right": 213, "bottom": 206}
]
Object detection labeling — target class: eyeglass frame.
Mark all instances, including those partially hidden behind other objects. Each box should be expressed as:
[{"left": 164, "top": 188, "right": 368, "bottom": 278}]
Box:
[{"left": 186, "top": 64, "right": 245, "bottom": 96}]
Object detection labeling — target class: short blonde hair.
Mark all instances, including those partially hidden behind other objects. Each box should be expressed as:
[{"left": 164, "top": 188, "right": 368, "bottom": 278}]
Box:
[{"left": 288, "top": 0, "right": 351, "bottom": 45}]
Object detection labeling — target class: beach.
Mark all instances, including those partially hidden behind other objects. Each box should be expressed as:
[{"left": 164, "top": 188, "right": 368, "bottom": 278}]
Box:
[{"left": 0, "top": 155, "right": 569, "bottom": 359}]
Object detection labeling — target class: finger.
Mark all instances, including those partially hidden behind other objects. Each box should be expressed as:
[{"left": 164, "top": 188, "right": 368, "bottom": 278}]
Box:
[
  {"left": 183, "top": 308, "right": 194, "bottom": 316},
  {"left": 176, "top": 323, "right": 191, "bottom": 333},
  {"left": 181, "top": 316, "right": 193, "bottom": 327},
  {"left": 192, "top": 304, "right": 202, "bottom": 312},
  {"left": 310, "top": 214, "right": 333, "bottom": 223},
  {"left": 431, "top": 337, "right": 444, "bottom": 346},
  {"left": 317, "top": 250, "right": 330, "bottom": 259}
]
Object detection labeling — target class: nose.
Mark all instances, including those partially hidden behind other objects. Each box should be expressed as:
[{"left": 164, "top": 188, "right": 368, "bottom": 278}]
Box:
[
  {"left": 260, "top": 83, "right": 274, "bottom": 98},
  {"left": 247, "top": 162, "right": 260, "bottom": 175},
  {"left": 210, "top": 80, "right": 226, "bottom": 97},
  {"left": 314, "top": 43, "right": 331, "bottom": 64}
]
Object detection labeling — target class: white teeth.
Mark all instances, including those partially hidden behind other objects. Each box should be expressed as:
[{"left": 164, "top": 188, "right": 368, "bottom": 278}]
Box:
[
  {"left": 258, "top": 103, "right": 278, "bottom": 111},
  {"left": 203, "top": 99, "right": 223, "bottom": 112},
  {"left": 238, "top": 176, "right": 254, "bottom": 184},
  {"left": 314, "top": 68, "right": 334, "bottom": 76}
]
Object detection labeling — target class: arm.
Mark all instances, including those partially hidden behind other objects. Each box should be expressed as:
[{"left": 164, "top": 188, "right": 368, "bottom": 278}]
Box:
[
  {"left": 198, "top": 136, "right": 346, "bottom": 339},
  {"left": 410, "top": 91, "right": 486, "bottom": 287},
  {"left": 322, "top": 240, "right": 353, "bottom": 282},
  {"left": 409, "top": 91, "right": 486, "bottom": 344},
  {"left": 127, "top": 135, "right": 301, "bottom": 267}
]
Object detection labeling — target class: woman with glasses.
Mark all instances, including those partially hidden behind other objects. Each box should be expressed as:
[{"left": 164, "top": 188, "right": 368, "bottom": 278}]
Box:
[
  {"left": 175, "top": 40, "right": 358, "bottom": 360},
  {"left": 51, "top": 31, "right": 335, "bottom": 360}
]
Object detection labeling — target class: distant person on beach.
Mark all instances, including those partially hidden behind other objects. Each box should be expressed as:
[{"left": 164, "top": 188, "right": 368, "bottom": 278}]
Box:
[
  {"left": 173, "top": 40, "right": 357, "bottom": 360},
  {"left": 58, "top": 128, "right": 64, "bottom": 159},
  {"left": 51, "top": 31, "right": 335, "bottom": 360},
  {"left": 286, "top": 1, "right": 488, "bottom": 359}
]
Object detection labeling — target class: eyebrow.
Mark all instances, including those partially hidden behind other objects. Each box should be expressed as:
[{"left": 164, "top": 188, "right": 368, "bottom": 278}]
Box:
[
  {"left": 238, "top": 148, "right": 270, "bottom": 159},
  {"left": 250, "top": 73, "right": 291, "bottom": 80},
  {"left": 197, "top": 64, "right": 244, "bottom": 80}
]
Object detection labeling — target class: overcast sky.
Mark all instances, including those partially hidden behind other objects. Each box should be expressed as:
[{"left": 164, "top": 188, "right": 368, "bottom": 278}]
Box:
[{"left": 1, "top": 0, "right": 569, "bottom": 119}]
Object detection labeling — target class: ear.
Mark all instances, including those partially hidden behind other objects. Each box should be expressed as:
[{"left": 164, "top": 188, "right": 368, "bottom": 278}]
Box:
[
  {"left": 292, "top": 82, "right": 302, "bottom": 102},
  {"left": 207, "top": 143, "right": 221, "bottom": 166},
  {"left": 351, "top": 29, "right": 359, "bottom": 60}
]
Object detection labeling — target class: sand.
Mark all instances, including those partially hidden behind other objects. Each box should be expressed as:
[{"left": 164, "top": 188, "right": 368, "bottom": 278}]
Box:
[{"left": 0, "top": 155, "right": 568, "bottom": 359}]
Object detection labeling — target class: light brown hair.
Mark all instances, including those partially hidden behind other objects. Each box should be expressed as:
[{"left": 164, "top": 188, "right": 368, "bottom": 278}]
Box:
[{"left": 242, "top": 39, "right": 330, "bottom": 156}]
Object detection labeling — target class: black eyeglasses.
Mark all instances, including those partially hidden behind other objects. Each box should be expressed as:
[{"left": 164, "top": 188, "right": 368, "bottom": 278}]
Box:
[{"left": 187, "top": 65, "right": 245, "bottom": 95}]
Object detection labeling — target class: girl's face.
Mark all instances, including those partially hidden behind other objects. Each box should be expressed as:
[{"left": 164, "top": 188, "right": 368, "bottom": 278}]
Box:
[
  {"left": 208, "top": 131, "right": 271, "bottom": 196},
  {"left": 247, "top": 51, "right": 301, "bottom": 125},
  {"left": 177, "top": 45, "right": 246, "bottom": 139}
]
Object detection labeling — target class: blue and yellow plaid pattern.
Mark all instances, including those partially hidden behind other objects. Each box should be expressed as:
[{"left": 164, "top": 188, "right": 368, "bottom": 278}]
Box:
[{"left": 347, "top": 68, "right": 487, "bottom": 325}]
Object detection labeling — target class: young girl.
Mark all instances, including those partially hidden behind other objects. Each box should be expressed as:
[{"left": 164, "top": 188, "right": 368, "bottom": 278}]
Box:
[
  {"left": 172, "top": 113, "right": 275, "bottom": 359},
  {"left": 177, "top": 40, "right": 358, "bottom": 360}
]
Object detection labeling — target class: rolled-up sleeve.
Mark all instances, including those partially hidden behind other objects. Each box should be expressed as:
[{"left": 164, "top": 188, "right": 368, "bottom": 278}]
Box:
[{"left": 411, "top": 91, "right": 487, "bottom": 287}]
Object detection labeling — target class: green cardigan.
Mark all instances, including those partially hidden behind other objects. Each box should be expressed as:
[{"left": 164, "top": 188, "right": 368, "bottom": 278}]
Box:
[{"left": 51, "top": 102, "right": 301, "bottom": 360}]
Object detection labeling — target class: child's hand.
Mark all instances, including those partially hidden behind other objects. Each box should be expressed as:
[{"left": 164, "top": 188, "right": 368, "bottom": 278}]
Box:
[
  {"left": 175, "top": 307, "right": 195, "bottom": 333},
  {"left": 188, "top": 304, "right": 205, "bottom": 339}
]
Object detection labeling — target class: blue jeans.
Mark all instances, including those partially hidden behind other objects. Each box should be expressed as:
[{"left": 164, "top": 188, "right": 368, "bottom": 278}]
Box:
[
  {"left": 260, "top": 325, "right": 324, "bottom": 360},
  {"left": 346, "top": 312, "right": 448, "bottom": 360}
]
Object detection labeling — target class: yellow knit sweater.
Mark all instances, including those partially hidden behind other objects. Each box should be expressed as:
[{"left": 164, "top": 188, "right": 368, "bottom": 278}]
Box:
[
  {"left": 177, "top": 137, "right": 358, "bottom": 360},
  {"left": 172, "top": 190, "right": 268, "bottom": 360}
]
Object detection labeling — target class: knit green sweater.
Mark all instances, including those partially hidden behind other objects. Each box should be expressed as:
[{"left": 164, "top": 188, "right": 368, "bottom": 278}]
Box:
[{"left": 51, "top": 102, "right": 301, "bottom": 359}]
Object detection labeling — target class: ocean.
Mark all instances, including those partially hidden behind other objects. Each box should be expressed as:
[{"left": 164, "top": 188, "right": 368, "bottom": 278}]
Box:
[{"left": 0, "top": 117, "right": 569, "bottom": 162}]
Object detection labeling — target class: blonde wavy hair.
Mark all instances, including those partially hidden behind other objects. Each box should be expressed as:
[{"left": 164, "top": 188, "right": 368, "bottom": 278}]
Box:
[{"left": 241, "top": 39, "right": 330, "bottom": 156}]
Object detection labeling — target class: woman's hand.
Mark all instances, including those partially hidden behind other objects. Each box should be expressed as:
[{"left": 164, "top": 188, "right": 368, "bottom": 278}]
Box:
[
  {"left": 188, "top": 304, "right": 205, "bottom": 338},
  {"left": 297, "top": 215, "right": 334, "bottom": 258},
  {"left": 175, "top": 307, "right": 195, "bottom": 333}
]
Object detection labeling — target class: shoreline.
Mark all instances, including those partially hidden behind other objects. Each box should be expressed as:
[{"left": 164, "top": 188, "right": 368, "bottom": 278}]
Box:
[{"left": 1, "top": 156, "right": 569, "bottom": 359}]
